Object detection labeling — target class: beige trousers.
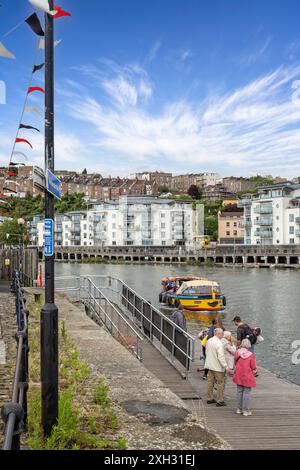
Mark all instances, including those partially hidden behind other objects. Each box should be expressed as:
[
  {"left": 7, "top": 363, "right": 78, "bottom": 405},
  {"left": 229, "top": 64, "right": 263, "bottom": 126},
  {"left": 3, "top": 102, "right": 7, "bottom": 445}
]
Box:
[{"left": 207, "top": 370, "right": 225, "bottom": 403}]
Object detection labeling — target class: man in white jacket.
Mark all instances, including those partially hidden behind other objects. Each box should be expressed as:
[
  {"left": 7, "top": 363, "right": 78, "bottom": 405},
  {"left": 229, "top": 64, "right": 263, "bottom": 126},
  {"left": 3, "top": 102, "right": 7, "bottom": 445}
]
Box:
[{"left": 205, "top": 328, "right": 230, "bottom": 407}]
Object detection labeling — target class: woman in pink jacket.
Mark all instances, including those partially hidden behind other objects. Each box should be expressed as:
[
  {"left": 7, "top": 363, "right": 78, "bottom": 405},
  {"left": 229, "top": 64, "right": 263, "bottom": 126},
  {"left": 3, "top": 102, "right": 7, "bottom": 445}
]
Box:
[{"left": 233, "top": 338, "right": 257, "bottom": 416}]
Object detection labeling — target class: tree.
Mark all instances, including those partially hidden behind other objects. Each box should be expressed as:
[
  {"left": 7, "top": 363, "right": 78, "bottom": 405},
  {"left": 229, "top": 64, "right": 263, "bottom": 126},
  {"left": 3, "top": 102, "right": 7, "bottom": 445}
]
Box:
[
  {"left": 82, "top": 168, "right": 87, "bottom": 175},
  {"left": 187, "top": 185, "right": 202, "bottom": 199},
  {"left": 0, "top": 219, "right": 28, "bottom": 245}
]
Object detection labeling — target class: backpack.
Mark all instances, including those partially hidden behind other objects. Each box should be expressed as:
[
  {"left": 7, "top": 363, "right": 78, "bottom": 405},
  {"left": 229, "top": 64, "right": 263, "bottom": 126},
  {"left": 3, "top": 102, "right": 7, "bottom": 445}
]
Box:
[{"left": 240, "top": 324, "right": 258, "bottom": 345}]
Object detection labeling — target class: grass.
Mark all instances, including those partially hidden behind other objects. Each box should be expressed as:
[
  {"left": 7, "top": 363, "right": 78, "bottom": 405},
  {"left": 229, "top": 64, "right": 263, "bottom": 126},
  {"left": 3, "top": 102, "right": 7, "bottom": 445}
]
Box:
[{"left": 24, "top": 296, "right": 127, "bottom": 450}]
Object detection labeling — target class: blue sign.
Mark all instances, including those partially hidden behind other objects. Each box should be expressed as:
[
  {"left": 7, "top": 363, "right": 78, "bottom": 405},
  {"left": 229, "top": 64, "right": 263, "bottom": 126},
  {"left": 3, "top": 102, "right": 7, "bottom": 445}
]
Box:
[
  {"left": 44, "top": 219, "right": 54, "bottom": 257},
  {"left": 46, "top": 169, "right": 62, "bottom": 200}
]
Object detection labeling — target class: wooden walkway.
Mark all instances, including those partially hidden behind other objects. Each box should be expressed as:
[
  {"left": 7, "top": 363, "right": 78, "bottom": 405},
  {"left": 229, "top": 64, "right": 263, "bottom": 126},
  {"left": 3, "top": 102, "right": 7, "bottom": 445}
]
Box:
[{"left": 140, "top": 337, "right": 300, "bottom": 449}]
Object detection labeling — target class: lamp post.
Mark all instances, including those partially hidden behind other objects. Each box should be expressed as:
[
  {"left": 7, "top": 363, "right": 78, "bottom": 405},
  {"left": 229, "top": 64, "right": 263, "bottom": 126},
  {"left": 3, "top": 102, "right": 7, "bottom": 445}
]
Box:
[{"left": 40, "top": 0, "right": 58, "bottom": 437}]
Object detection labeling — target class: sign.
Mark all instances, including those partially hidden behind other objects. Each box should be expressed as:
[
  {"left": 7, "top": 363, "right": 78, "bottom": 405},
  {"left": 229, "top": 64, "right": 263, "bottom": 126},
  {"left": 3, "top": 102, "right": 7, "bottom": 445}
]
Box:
[
  {"left": 46, "top": 169, "right": 62, "bottom": 200},
  {"left": 33, "top": 166, "right": 46, "bottom": 191},
  {"left": 44, "top": 219, "right": 54, "bottom": 257},
  {"left": 5, "top": 259, "right": 10, "bottom": 266}
]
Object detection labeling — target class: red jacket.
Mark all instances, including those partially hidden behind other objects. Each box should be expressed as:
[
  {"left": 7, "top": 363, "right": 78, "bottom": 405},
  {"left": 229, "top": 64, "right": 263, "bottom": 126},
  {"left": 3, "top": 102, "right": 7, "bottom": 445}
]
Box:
[{"left": 233, "top": 348, "right": 257, "bottom": 388}]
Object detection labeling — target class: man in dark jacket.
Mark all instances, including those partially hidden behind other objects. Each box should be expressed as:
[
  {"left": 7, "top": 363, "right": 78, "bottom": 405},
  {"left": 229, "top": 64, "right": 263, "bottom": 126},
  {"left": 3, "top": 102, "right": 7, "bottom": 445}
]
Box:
[{"left": 170, "top": 304, "right": 187, "bottom": 331}]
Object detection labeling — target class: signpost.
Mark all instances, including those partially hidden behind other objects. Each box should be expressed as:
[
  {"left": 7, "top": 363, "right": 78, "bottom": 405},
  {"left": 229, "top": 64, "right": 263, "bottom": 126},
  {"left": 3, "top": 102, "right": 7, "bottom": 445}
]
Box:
[
  {"left": 46, "top": 169, "right": 62, "bottom": 200},
  {"left": 40, "top": 1, "right": 58, "bottom": 437},
  {"left": 44, "top": 219, "right": 54, "bottom": 257}
]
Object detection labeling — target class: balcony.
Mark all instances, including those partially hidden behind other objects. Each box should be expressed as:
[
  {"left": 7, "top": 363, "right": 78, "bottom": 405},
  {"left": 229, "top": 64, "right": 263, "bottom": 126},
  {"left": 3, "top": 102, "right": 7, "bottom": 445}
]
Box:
[
  {"left": 255, "top": 217, "right": 273, "bottom": 225},
  {"left": 237, "top": 198, "right": 252, "bottom": 207},
  {"left": 260, "top": 231, "right": 273, "bottom": 238},
  {"left": 254, "top": 205, "right": 273, "bottom": 214},
  {"left": 296, "top": 217, "right": 300, "bottom": 224},
  {"left": 296, "top": 230, "right": 300, "bottom": 237}
]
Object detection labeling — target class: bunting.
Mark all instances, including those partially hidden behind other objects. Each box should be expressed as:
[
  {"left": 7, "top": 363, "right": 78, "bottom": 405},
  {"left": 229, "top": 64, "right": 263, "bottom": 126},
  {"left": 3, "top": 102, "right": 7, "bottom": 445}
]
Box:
[
  {"left": 19, "top": 124, "right": 40, "bottom": 132},
  {"left": 3, "top": 2, "right": 72, "bottom": 195},
  {"left": 25, "top": 13, "right": 45, "bottom": 36},
  {"left": 53, "top": 5, "right": 71, "bottom": 19},
  {"left": 16, "top": 138, "right": 33, "bottom": 149},
  {"left": 12, "top": 152, "right": 29, "bottom": 161},
  {"left": 28, "top": 0, "right": 56, "bottom": 15},
  {"left": 28, "top": 86, "right": 45, "bottom": 94},
  {"left": 38, "top": 38, "right": 61, "bottom": 49},
  {"left": 24, "top": 105, "right": 43, "bottom": 116},
  {"left": 32, "top": 63, "right": 45, "bottom": 74},
  {"left": 0, "top": 41, "right": 16, "bottom": 59}
]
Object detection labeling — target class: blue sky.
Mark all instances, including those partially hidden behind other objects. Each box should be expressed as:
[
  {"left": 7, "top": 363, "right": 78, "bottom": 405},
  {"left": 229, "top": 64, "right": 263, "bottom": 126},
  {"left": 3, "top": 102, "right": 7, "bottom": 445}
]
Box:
[{"left": 1, "top": 0, "right": 300, "bottom": 178}]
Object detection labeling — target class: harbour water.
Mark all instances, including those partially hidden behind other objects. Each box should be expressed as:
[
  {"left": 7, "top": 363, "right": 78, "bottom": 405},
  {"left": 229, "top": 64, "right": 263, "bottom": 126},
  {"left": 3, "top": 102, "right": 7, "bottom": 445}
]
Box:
[{"left": 55, "top": 263, "right": 300, "bottom": 386}]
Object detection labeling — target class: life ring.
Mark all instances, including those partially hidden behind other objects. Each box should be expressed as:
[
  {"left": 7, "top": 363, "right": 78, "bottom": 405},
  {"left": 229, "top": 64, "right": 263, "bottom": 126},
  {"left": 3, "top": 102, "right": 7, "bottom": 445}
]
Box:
[{"left": 222, "top": 296, "right": 227, "bottom": 307}]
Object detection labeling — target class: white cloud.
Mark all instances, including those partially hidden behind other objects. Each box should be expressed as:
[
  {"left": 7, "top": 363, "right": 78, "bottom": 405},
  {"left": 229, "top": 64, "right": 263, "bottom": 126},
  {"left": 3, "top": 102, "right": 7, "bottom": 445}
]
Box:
[
  {"left": 148, "top": 41, "right": 161, "bottom": 62},
  {"left": 67, "top": 62, "right": 300, "bottom": 177},
  {"left": 180, "top": 49, "right": 193, "bottom": 61}
]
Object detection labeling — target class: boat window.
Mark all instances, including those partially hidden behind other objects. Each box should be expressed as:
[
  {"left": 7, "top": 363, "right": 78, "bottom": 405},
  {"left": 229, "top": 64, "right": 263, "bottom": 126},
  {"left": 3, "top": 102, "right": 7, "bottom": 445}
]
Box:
[
  {"left": 183, "top": 286, "right": 212, "bottom": 295},
  {"left": 212, "top": 286, "right": 221, "bottom": 293}
]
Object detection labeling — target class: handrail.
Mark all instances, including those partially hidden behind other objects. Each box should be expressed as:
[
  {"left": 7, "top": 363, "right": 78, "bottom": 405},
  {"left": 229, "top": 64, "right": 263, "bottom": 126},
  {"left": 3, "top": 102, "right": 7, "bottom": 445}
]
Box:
[
  {"left": 80, "top": 277, "right": 143, "bottom": 361},
  {"left": 1, "top": 271, "right": 29, "bottom": 450}
]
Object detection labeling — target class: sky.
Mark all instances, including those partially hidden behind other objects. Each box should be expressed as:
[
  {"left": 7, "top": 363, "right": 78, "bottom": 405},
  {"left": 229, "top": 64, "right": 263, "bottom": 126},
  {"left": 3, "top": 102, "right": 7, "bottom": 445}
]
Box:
[{"left": 1, "top": 0, "right": 300, "bottom": 178}]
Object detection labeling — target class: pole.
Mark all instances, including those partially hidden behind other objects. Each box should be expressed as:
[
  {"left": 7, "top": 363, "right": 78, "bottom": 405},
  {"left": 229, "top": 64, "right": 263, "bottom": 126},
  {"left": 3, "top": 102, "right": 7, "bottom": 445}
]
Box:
[{"left": 40, "top": 0, "right": 59, "bottom": 437}]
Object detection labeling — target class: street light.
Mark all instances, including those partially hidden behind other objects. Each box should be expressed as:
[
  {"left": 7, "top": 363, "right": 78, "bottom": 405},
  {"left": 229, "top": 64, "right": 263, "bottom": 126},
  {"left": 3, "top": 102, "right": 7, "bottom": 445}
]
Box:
[{"left": 40, "top": 1, "right": 59, "bottom": 438}]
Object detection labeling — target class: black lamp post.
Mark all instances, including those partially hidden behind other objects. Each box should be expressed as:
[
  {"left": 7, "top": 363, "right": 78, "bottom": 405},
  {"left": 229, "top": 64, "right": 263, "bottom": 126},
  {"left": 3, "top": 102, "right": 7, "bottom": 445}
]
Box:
[{"left": 40, "top": 0, "right": 59, "bottom": 437}]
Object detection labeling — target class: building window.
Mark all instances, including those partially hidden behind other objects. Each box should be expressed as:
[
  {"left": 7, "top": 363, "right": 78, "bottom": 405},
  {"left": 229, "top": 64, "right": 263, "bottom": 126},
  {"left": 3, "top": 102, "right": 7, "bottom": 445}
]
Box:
[
  {"left": 226, "top": 222, "right": 230, "bottom": 227},
  {"left": 289, "top": 226, "right": 294, "bottom": 234},
  {"left": 161, "top": 232, "right": 166, "bottom": 238},
  {"left": 161, "top": 213, "right": 165, "bottom": 218},
  {"left": 112, "top": 223, "right": 116, "bottom": 229},
  {"left": 112, "top": 233, "right": 116, "bottom": 239},
  {"left": 233, "top": 222, "right": 237, "bottom": 227},
  {"left": 161, "top": 223, "right": 166, "bottom": 229},
  {"left": 290, "top": 238, "right": 295, "bottom": 244},
  {"left": 112, "top": 241, "right": 116, "bottom": 246},
  {"left": 289, "top": 214, "right": 294, "bottom": 222},
  {"left": 226, "top": 231, "right": 230, "bottom": 236},
  {"left": 233, "top": 230, "right": 238, "bottom": 236}
]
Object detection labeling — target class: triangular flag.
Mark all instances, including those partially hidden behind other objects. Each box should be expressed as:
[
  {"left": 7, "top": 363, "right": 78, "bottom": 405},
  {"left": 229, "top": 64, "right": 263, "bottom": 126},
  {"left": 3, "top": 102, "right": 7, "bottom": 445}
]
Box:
[
  {"left": 53, "top": 5, "right": 71, "bottom": 19},
  {"left": 25, "top": 13, "right": 45, "bottom": 36},
  {"left": 16, "top": 138, "right": 33, "bottom": 149},
  {"left": 28, "top": 0, "right": 56, "bottom": 15},
  {"left": 0, "top": 41, "right": 16, "bottom": 59},
  {"left": 19, "top": 124, "right": 40, "bottom": 132},
  {"left": 32, "top": 63, "right": 45, "bottom": 74},
  {"left": 28, "top": 86, "right": 45, "bottom": 94},
  {"left": 39, "top": 38, "right": 61, "bottom": 49},
  {"left": 13, "top": 152, "right": 29, "bottom": 161},
  {"left": 3, "top": 187, "right": 18, "bottom": 194},
  {"left": 24, "top": 105, "right": 43, "bottom": 116},
  {"left": 9, "top": 162, "right": 25, "bottom": 166}
]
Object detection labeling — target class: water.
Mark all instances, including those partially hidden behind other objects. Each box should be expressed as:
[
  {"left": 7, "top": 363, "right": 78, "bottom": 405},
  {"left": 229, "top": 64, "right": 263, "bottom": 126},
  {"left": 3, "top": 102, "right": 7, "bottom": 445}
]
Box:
[{"left": 55, "top": 263, "right": 300, "bottom": 386}]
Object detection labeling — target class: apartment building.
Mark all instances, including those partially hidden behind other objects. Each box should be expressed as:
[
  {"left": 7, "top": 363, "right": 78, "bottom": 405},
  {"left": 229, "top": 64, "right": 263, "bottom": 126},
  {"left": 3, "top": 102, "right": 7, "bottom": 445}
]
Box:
[
  {"left": 203, "top": 184, "right": 235, "bottom": 201},
  {"left": 218, "top": 210, "right": 244, "bottom": 245},
  {"left": 222, "top": 177, "right": 256, "bottom": 193},
  {"left": 31, "top": 196, "right": 204, "bottom": 248},
  {"left": 131, "top": 172, "right": 172, "bottom": 189},
  {"left": 239, "top": 182, "right": 300, "bottom": 245}
]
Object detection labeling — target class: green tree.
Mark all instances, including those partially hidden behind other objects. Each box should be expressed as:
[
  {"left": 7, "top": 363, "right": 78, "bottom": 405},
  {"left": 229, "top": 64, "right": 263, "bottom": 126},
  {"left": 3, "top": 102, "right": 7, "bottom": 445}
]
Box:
[
  {"left": 55, "top": 193, "right": 86, "bottom": 214},
  {"left": 187, "top": 185, "right": 202, "bottom": 200},
  {"left": 0, "top": 219, "right": 28, "bottom": 245},
  {"left": 249, "top": 175, "right": 274, "bottom": 187}
]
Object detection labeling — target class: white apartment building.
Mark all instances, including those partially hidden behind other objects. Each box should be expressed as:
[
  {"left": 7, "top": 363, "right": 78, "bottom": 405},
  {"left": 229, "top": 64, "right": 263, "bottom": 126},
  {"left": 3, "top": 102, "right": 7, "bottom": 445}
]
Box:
[
  {"left": 31, "top": 196, "right": 204, "bottom": 248},
  {"left": 239, "top": 182, "right": 300, "bottom": 245}
]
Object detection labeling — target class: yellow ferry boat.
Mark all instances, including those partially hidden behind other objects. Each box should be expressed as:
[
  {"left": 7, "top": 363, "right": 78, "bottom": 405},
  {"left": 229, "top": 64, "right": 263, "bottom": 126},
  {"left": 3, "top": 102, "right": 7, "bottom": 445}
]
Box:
[{"left": 159, "top": 277, "right": 226, "bottom": 312}]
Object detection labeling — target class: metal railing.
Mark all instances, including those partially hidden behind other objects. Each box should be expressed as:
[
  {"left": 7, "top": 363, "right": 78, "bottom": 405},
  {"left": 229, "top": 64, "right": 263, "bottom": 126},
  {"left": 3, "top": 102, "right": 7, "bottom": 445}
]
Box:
[
  {"left": 54, "top": 275, "right": 195, "bottom": 376},
  {"left": 80, "top": 277, "right": 143, "bottom": 361},
  {"left": 1, "top": 271, "right": 29, "bottom": 450},
  {"left": 81, "top": 276, "right": 195, "bottom": 375}
]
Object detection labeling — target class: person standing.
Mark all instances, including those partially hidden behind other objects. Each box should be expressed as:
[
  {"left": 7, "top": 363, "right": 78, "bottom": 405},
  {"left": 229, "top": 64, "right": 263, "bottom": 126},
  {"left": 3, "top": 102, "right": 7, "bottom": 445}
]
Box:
[
  {"left": 233, "top": 338, "right": 257, "bottom": 416},
  {"left": 205, "top": 328, "right": 230, "bottom": 407},
  {"left": 232, "top": 316, "right": 256, "bottom": 352},
  {"left": 170, "top": 303, "right": 187, "bottom": 331},
  {"left": 221, "top": 331, "right": 236, "bottom": 394}
]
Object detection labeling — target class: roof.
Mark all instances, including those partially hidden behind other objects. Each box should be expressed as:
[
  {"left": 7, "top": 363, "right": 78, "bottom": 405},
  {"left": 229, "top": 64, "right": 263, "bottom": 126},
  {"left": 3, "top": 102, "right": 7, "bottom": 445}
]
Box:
[{"left": 177, "top": 279, "right": 219, "bottom": 294}]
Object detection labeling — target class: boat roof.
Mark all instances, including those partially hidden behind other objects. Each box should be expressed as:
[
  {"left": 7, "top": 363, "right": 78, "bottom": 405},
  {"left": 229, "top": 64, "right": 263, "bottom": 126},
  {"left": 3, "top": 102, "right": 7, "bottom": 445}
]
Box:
[
  {"left": 162, "top": 276, "right": 208, "bottom": 282},
  {"left": 179, "top": 280, "right": 219, "bottom": 289}
]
